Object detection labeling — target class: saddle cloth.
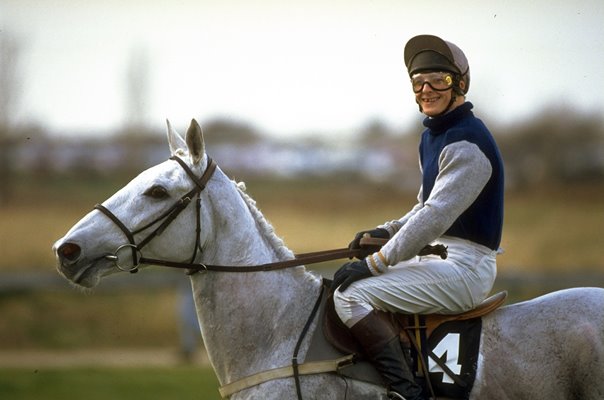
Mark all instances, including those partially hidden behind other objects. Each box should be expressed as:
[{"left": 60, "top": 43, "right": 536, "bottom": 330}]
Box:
[{"left": 305, "top": 283, "right": 507, "bottom": 398}]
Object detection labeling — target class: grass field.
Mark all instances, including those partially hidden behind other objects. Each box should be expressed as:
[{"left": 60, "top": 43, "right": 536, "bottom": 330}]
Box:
[
  {"left": 1, "top": 290, "right": 182, "bottom": 349},
  {"left": 1, "top": 173, "right": 603, "bottom": 395},
  {"left": 0, "top": 366, "right": 221, "bottom": 400}
]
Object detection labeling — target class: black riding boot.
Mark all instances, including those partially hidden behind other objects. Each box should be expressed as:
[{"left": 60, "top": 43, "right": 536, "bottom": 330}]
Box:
[{"left": 350, "top": 311, "right": 424, "bottom": 400}]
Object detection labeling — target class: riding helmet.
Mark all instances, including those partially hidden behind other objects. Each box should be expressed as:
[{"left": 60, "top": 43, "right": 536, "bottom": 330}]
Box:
[{"left": 404, "top": 34, "right": 470, "bottom": 94}]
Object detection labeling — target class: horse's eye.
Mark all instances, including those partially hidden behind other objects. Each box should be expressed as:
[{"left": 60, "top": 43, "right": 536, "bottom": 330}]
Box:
[{"left": 144, "top": 185, "right": 169, "bottom": 199}]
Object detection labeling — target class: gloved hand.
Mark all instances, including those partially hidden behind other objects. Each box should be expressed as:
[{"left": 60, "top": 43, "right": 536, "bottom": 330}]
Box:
[
  {"left": 332, "top": 259, "right": 372, "bottom": 292},
  {"left": 348, "top": 228, "right": 390, "bottom": 259}
]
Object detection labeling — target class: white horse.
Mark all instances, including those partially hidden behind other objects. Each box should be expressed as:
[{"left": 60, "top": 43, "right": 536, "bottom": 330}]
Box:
[{"left": 54, "top": 120, "right": 604, "bottom": 399}]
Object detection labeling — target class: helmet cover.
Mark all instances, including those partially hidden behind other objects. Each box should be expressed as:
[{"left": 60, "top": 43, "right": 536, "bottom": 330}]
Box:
[{"left": 404, "top": 34, "right": 470, "bottom": 94}]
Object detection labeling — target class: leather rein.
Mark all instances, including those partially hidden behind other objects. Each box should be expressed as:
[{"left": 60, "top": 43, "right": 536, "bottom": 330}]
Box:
[{"left": 94, "top": 155, "right": 377, "bottom": 275}]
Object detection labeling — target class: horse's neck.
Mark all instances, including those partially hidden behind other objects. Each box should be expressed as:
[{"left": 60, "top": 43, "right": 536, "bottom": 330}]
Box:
[{"left": 191, "top": 177, "right": 322, "bottom": 385}]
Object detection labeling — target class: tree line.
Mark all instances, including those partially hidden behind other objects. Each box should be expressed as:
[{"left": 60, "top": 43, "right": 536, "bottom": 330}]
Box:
[{"left": 1, "top": 107, "right": 603, "bottom": 206}]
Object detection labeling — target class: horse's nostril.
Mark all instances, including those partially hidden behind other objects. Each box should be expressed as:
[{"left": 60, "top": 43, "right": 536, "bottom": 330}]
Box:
[{"left": 58, "top": 242, "right": 82, "bottom": 262}]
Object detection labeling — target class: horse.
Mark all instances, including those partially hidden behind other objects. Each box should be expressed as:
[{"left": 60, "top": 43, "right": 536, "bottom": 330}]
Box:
[{"left": 54, "top": 119, "right": 604, "bottom": 399}]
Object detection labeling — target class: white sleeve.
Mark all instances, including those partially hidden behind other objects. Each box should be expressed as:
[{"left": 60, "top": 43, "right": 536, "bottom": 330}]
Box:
[{"left": 379, "top": 140, "right": 492, "bottom": 264}]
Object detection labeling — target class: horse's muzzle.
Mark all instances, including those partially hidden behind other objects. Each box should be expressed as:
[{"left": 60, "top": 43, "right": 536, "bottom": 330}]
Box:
[{"left": 55, "top": 242, "right": 82, "bottom": 264}]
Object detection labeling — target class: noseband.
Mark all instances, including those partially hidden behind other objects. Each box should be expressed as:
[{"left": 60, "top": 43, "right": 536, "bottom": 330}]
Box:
[{"left": 94, "top": 155, "right": 217, "bottom": 273}]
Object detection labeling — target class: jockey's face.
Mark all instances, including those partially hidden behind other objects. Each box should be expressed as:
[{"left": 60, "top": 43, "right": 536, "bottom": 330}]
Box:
[{"left": 412, "top": 71, "right": 465, "bottom": 117}]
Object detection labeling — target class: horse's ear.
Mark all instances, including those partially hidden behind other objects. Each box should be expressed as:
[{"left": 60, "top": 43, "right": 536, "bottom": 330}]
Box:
[
  {"left": 186, "top": 119, "right": 205, "bottom": 165},
  {"left": 166, "top": 119, "right": 187, "bottom": 155}
]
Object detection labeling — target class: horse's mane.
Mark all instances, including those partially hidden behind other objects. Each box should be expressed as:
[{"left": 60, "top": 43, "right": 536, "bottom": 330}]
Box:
[{"left": 234, "top": 181, "right": 296, "bottom": 261}]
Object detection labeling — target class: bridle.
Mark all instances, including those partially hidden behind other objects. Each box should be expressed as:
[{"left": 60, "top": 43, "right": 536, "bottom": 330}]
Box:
[
  {"left": 94, "top": 155, "right": 217, "bottom": 274},
  {"left": 94, "top": 155, "right": 387, "bottom": 275},
  {"left": 92, "top": 154, "right": 349, "bottom": 399}
]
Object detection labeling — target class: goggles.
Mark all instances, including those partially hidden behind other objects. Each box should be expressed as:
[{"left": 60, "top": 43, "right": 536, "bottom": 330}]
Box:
[{"left": 411, "top": 71, "right": 454, "bottom": 93}]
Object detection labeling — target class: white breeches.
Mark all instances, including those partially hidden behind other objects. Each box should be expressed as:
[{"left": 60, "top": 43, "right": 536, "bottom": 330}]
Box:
[{"left": 333, "top": 236, "right": 497, "bottom": 328}]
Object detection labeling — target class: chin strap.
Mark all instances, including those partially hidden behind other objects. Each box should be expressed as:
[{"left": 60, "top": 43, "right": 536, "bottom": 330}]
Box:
[{"left": 441, "top": 91, "right": 460, "bottom": 115}]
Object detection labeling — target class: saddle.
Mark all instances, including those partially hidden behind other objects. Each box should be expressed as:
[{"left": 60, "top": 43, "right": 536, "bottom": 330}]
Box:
[
  {"left": 322, "top": 289, "right": 508, "bottom": 360},
  {"left": 297, "top": 285, "right": 508, "bottom": 400}
]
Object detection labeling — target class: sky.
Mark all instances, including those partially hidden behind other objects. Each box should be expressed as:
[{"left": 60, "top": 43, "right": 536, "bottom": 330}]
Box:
[{"left": 2, "top": 0, "right": 604, "bottom": 138}]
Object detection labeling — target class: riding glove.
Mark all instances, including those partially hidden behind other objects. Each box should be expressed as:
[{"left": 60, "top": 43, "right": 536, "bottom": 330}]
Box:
[
  {"left": 348, "top": 228, "right": 390, "bottom": 259},
  {"left": 333, "top": 259, "right": 372, "bottom": 292}
]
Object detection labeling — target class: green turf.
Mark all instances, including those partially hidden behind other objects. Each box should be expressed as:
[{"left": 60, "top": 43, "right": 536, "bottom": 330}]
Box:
[{"left": 0, "top": 366, "right": 221, "bottom": 400}]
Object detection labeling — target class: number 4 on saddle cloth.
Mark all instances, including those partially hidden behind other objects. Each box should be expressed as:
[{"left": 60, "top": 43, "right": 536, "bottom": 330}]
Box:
[{"left": 304, "top": 284, "right": 507, "bottom": 400}]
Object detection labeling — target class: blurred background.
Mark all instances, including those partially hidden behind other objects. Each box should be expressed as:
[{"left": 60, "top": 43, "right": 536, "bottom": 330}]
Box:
[{"left": 1, "top": 1, "right": 603, "bottom": 399}]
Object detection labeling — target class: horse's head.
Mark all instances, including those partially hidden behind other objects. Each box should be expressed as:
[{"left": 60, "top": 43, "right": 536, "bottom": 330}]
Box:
[{"left": 53, "top": 119, "right": 212, "bottom": 288}]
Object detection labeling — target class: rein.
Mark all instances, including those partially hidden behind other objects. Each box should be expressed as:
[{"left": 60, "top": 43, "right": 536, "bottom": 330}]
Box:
[
  {"left": 139, "top": 237, "right": 448, "bottom": 274},
  {"left": 140, "top": 247, "right": 364, "bottom": 273},
  {"left": 95, "top": 155, "right": 448, "bottom": 274}
]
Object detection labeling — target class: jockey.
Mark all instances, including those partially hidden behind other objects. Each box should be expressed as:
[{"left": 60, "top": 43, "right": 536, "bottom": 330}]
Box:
[{"left": 332, "top": 34, "right": 504, "bottom": 400}]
